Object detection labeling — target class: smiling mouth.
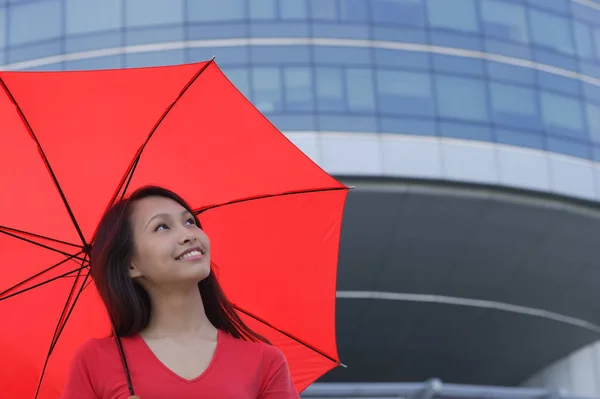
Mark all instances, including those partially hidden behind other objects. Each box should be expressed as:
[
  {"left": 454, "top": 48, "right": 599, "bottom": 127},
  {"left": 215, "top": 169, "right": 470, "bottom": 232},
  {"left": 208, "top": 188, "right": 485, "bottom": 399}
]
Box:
[{"left": 175, "top": 248, "right": 205, "bottom": 261}]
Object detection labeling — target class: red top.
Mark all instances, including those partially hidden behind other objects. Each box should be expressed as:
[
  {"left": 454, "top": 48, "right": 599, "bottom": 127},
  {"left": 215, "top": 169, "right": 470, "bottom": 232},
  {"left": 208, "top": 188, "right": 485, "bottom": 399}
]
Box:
[{"left": 59, "top": 329, "right": 300, "bottom": 399}]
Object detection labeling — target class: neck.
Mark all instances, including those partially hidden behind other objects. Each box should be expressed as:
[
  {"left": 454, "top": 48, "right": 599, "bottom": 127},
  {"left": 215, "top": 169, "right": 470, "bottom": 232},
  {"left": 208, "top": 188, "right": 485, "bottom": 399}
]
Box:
[{"left": 142, "top": 283, "right": 215, "bottom": 339}]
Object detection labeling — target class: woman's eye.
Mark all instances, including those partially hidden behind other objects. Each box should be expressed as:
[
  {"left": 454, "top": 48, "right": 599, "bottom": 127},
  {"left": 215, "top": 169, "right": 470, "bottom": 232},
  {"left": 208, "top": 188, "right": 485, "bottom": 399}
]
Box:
[
  {"left": 155, "top": 223, "right": 168, "bottom": 231},
  {"left": 186, "top": 218, "right": 196, "bottom": 225}
]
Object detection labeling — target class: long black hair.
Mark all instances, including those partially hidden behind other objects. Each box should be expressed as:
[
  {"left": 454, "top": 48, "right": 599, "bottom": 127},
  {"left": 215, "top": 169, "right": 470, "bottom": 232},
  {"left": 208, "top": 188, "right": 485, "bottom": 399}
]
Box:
[{"left": 90, "top": 185, "right": 268, "bottom": 343}]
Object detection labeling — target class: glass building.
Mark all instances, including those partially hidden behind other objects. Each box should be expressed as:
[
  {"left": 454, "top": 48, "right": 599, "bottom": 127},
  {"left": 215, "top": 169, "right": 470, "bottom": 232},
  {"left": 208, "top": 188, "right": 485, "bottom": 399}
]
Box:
[
  {"left": 2, "top": 0, "right": 600, "bottom": 161},
  {"left": 3, "top": 0, "right": 600, "bottom": 397}
]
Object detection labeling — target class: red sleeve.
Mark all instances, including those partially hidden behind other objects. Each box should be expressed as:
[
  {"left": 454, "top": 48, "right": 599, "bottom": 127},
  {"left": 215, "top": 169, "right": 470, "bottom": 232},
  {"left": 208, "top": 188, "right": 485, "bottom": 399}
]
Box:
[
  {"left": 259, "top": 345, "right": 300, "bottom": 399},
  {"left": 59, "top": 340, "right": 101, "bottom": 399}
]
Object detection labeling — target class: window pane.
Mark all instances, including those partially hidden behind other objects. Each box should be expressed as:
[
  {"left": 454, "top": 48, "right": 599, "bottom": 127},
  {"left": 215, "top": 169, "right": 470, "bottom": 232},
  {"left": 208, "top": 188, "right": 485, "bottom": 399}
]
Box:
[
  {"left": 586, "top": 103, "right": 600, "bottom": 143},
  {"left": 126, "top": 0, "right": 183, "bottom": 27},
  {"left": 250, "top": 0, "right": 276, "bottom": 19},
  {"left": 541, "top": 92, "right": 585, "bottom": 138},
  {"left": 529, "top": 9, "right": 574, "bottom": 54},
  {"left": 377, "top": 70, "right": 434, "bottom": 116},
  {"left": 66, "top": 0, "right": 121, "bottom": 34},
  {"left": 575, "top": 22, "right": 594, "bottom": 59},
  {"left": 593, "top": 28, "right": 600, "bottom": 61},
  {"left": 187, "top": 0, "right": 244, "bottom": 22},
  {"left": 490, "top": 82, "right": 539, "bottom": 130},
  {"left": 222, "top": 67, "right": 251, "bottom": 99},
  {"left": 9, "top": 0, "right": 61, "bottom": 45},
  {"left": 310, "top": 0, "right": 337, "bottom": 20},
  {"left": 0, "top": 7, "right": 5, "bottom": 48},
  {"left": 340, "top": 0, "right": 368, "bottom": 21},
  {"left": 371, "top": 0, "right": 426, "bottom": 27},
  {"left": 436, "top": 76, "right": 488, "bottom": 121},
  {"left": 480, "top": 0, "right": 528, "bottom": 44},
  {"left": 316, "top": 67, "right": 344, "bottom": 111},
  {"left": 346, "top": 68, "right": 375, "bottom": 111},
  {"left": 252, "top": 67, "right": 283, "bottom": 112},
  {"left": 427, "top": 0, "right": 477, "bottom": 32},
  {"left": 125, "top": 50, "right": 184, "bottom": 68},
  {"left": 280, "top": 0, "right": 307, "bottom": 19},
  {"left": 283, "top": 67, "right": 314, "bottom": 111}
]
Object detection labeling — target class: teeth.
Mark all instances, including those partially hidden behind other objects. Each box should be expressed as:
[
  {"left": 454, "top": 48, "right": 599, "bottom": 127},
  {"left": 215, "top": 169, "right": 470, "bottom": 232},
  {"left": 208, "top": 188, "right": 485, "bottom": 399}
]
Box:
[{"left": 178, "top": 250, "right": 202, "bottom": 260}]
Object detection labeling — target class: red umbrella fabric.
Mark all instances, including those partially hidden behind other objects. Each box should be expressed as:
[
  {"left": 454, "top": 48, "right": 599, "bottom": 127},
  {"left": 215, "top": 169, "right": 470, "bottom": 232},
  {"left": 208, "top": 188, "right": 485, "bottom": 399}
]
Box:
[{"left": 0, "top": 60, "right": 348, "bottom": 398}]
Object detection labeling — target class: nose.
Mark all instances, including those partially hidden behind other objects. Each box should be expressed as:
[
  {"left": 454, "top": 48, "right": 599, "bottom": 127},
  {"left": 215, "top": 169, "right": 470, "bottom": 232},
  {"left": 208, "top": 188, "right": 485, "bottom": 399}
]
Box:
[{"left": 179, "top": 234, "right": 196, "bottom": 245}]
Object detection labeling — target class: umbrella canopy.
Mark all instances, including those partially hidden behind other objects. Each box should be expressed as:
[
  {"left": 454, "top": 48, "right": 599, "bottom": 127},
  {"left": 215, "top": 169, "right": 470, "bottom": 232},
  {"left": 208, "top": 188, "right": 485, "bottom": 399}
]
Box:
[{"left": 0, "top": 60, "right": 348, "bottom": 398}]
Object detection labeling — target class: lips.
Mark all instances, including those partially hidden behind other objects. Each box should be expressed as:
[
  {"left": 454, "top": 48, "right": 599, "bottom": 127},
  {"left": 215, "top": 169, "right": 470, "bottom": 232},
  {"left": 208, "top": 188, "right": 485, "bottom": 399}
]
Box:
[{"left": 175, "top": 246, "right": 205, "bottom": 261}]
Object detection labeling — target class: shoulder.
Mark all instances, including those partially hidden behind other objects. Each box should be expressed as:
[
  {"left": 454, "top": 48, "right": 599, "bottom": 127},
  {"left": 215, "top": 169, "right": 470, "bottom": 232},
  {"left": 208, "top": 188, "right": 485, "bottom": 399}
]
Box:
[
  {"left": 221, "top": 332, "right": 286, "bottom": 365},
  {"left": 73, "top": 336, "right": 116, "bottom": 358},
  {"left": 70, "top": 335, "right": 124, "bottom": 369}
]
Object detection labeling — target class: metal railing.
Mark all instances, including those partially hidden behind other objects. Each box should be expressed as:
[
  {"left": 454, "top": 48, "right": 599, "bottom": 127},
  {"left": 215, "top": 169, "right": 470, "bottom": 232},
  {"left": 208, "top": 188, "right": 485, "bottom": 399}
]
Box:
[{"left": 301, "top": 379, "right": 599, "bottom": 399}]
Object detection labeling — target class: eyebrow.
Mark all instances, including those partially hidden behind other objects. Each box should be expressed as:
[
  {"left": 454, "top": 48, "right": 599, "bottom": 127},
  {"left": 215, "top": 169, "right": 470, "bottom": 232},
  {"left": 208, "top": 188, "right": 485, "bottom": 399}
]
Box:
[{"left": 144, "top": 209, "right": 192, "bottom": 230}]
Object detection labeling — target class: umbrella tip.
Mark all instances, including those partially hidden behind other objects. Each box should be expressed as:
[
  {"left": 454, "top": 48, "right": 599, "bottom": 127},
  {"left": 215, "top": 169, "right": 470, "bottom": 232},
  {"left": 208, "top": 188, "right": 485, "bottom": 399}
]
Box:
[
  {"left": 211, "top": 55, "right": 216, "bottom": 61},
  {"left": 339, "top": 362, "right": 348, "bottom": 368},
  {"left": 348, "top": 185, "right": 356, "bottom": 190}
]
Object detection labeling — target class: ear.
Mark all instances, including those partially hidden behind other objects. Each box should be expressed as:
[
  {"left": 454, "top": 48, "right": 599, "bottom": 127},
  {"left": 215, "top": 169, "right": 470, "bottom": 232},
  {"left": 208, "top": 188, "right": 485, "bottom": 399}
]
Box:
[{"left": 128, "top": 259, "right": 143, "bottom": 279}]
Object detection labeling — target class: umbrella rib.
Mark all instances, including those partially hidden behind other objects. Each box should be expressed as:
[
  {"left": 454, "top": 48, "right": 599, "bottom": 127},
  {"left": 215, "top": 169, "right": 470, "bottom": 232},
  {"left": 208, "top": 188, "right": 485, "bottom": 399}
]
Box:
[
  {"left": 35, "top": 261, "right": 91, "bottom": 399},
  {"left": 195, "top": 185, "right": 348, "bottom": 214},
  {"left": 0, "top": 254, "right": 86, "bottom": 301},
  {"left": 0, "top": 225, "right": 81, "bottom": 249},
  {"left": 232, "top": 305, "right": 341, "bottom": 366},
  {"left": 0, "top": 77, "right": 88, "bottom": 249},
  {"left": 0, "top": 228, "right": 86, "bottom": 261},
  {"left": 107, "top": 58, "right": 216, "bottom": 206}
]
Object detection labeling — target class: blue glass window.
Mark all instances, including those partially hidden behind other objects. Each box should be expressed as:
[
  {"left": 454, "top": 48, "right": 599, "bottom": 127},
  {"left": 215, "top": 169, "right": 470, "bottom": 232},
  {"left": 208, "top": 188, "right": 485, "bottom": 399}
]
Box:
[
  {"left": 574, "top": 22, "right": 594, "bottom": 59},
  {"left": 490, "top": 82, "right": 539, "bottom": 130},
  {"left": 66, "top": 32, "right": 121, "bottom": 53},
  {"left": 187, "top": 0, "right": 244, "bottom": 22},
  {"left": 527, "top": 0, "right": 569, "bottom": 13},
  {"left": 340, "top": 0, "right": 369, "bottom": 22},
  {"left": 65, "top": 56, "right": 122, "bottom": 71},
  {"left": 540, "top": 92, "right": 585, "bottom": 139},
  {"left": 9, "top": 0, "right": 61, "bottom": 45},
  {"left": 371, "top": 0, "right": 426, "bottom": 27},
  {"left": 592, "top": 28, "right": 600, "bottom": 61},
  {"left": 8, "top": 40, "right": 61, "bottom": 63},
  {"left": 480, "top": 0, "right": 528, "bottom": 44},
  {"left": 249, "top": 0, "right": 276, "bottom": 19},
  {"left": 310, "top": 0, "right": 337, "bottom": 20},
  {"left": 280, "top": 0, "right": 308, "bottom": 19},
  {"left": 126, "top": 0, "right": 183, "bottom": 27},
  {"left": 314, "top": 46, "right": 371, "bottom": 65},
  {"left": 221, "top": 67, "right": 251, "bottom": 99},
  {"left": 377, "top": 70, "right": 434, "bottom": 116},
  {"left": 283, "top": 67, "right": 314, "bottom": 111},
  {"left": 0, "top": 8, "right": 5, "bottom": 48},
  {"left": 126, "top": 26, "right": 184, "bottom": 45},
  {"left": 529, "top": 9, "right": 574, "bottom": 55},
  {"left": 585, "top": 103, "right": 600, "bottom": 143},
  {"left": 436, "top": 75, "right": 488, "bottom": 122},
  {"left": 125, "top": 50, "right": 184, "bottom": 68},
  {"left": 496, "top": 128, "right": 544, "bottom": 150},
  {"left": 252, "top": 67, "right": 283, "bottom": 113},
  {"left": 346, "top": 68, "right": 375, "bottom": 111},
  {"left": 426, "top": 0, "right": 478, "bottom": 32},
  {"left": 66, "top": 0, "right": 121, "bottom": 35},
  {"left": 316, "top": 67, "right": 344, "bottom": 111}
]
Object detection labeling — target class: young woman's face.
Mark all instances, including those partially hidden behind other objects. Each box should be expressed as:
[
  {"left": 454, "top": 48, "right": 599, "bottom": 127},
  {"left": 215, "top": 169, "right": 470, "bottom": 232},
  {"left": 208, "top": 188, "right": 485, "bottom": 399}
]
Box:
[{"left": 128, "top": 196, "right": 211, "bottom": 286}]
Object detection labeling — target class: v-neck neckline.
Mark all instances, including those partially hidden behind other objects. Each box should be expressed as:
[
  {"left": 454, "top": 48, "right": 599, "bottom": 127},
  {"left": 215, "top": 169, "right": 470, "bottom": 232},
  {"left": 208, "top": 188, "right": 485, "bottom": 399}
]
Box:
[{"left": 136, "top": 329, "right": 223, "bottom": 384}]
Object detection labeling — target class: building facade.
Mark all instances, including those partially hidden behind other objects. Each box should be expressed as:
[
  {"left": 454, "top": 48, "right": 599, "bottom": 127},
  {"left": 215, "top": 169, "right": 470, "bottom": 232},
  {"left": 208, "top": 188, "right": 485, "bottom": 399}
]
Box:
[{"left": 3, "top": 0, "right": 600, "bottom": 397}]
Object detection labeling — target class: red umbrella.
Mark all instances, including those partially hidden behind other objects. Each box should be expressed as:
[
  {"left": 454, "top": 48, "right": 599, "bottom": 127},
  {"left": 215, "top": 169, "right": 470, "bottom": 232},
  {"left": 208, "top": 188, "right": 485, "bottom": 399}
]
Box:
[{"left": 0, "top": 59, "right": 348, "bottom": 398}]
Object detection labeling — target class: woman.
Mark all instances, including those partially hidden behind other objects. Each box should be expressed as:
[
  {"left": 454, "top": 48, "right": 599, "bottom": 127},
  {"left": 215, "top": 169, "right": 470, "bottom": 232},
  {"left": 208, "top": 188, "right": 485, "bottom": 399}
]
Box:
[{"left": 61, "top": 186, "right": 299, "bottom": 399}]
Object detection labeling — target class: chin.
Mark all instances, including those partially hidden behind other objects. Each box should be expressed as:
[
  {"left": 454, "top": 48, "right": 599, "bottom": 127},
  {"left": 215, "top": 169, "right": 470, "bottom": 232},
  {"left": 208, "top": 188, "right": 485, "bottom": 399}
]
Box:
[{"left": 191, "top": 263, "right": 211, "bottom": 282}]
